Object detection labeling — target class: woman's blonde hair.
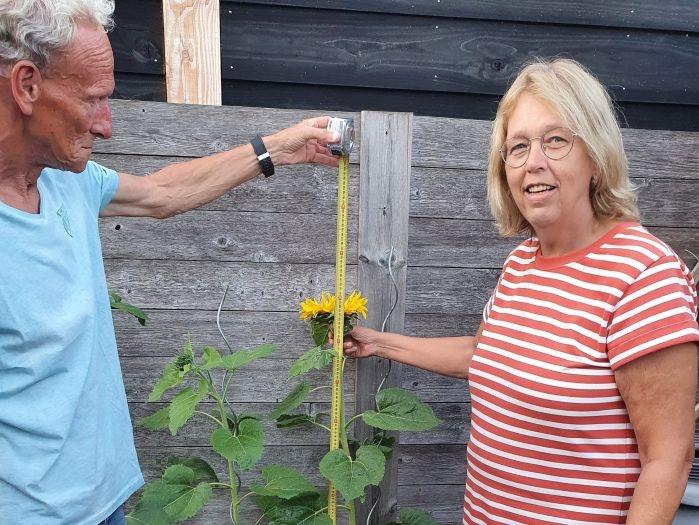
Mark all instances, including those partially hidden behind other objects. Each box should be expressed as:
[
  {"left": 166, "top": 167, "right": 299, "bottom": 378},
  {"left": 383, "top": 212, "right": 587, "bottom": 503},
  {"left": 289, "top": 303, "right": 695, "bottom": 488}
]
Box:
[{"left": 487, "top": 58, "right": 639, "bottom": 236}]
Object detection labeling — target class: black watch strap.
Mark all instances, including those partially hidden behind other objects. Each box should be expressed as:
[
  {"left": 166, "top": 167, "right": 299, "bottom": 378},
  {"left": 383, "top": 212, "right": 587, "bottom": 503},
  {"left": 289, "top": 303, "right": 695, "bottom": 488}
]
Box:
[{"left": 250, "top": 135, "right": 275, "bottom": 178}]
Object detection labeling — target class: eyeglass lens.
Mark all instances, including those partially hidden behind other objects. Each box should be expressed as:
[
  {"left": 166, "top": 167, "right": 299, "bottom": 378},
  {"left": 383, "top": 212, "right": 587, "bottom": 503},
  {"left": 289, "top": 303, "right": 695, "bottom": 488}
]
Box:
[{"left": 500, "top": 127, "right": 576, "bottom": 168}]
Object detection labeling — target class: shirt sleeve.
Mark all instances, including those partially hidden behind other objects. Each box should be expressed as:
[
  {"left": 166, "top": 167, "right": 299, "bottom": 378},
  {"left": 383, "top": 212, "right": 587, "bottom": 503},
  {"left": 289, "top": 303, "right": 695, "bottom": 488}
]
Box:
[
  {"left": 606, "top": 254, "right": 699, "bottom": 370},
  {"left": 76, "top": 161, "right": 120, "bottom": 213}
]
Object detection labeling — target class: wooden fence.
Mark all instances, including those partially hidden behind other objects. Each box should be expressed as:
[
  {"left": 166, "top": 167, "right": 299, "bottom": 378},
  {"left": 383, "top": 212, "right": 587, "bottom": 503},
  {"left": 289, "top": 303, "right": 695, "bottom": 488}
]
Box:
[{"left": 98, "top": 99, "right": 699, "bottom": 524}]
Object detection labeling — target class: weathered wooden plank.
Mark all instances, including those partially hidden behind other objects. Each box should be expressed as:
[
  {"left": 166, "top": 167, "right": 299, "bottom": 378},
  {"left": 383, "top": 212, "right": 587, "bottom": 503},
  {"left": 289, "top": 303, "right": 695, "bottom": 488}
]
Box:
[
  {"left": 114, "top": 309, "right": 330, "bottom": 357},
  {"left": 105, "top": 260, "right": 496, "bottom": 314},
  {"left": 105, "top": 260, "right": 359, "bottom": 311},
  {"left": 412, "top": 116, "right": 699, "bottom": 176},
  {"left": 93, "top": 153, "right": 360, "bottom": 215},
  {"left": 356, "top": 111, "right": 412, "bottom": 523},
  {"left": 96, "top": 99, "right": 362, "bottom": 160},
  {"left": 163, "top": 0, "right": 222, "bottom": 105},
  {"left": 402, "top": 366, "right": 471, "bottom": 404},
  {"left": 122, "top": 356, "right": 355, "bottom": 403},
  {"left": 409, "top": 168, "right": 699, "bottom": 228},
  {"left": 216, "top": 5, "right": 698, "bottom": 105},
  {"left": 227, "top": 0, "right": 698, "bottom": 33},
  {"left": 100, "top": 211, "right": 358, "bottom": 263},
  {"left": 397, "top": 445, "right": 467, "bottom": 486},
  {"left": 408, "top": 219, "right": 699, "bottom": 268},
  {"left": 114, "top": 310, "right": 483, "bottom": 357},
  {"left": 405, "top": 313, "right": 483, "bottom": 339},
  {"left": 397, "top": 483, "right": 464, "bottom": 524}
]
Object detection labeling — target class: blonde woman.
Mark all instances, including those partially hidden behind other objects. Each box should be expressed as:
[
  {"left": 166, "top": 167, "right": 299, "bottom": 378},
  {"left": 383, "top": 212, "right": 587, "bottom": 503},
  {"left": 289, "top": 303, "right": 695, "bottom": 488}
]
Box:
[{"left": 345, "top": 59, "right": 699, "bottom": 524}]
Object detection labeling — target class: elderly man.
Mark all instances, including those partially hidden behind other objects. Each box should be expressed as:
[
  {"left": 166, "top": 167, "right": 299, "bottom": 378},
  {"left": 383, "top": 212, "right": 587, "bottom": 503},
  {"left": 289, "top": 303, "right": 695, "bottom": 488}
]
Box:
[{"left": 0, "top": 1, "right": 339, "bottom": 524}]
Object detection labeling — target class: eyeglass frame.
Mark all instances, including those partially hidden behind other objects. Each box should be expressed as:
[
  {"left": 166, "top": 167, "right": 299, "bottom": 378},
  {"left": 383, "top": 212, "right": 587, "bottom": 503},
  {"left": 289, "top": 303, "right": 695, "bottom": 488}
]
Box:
[{"left": 499, "top": 127, "right": 579, "bottom": 168}]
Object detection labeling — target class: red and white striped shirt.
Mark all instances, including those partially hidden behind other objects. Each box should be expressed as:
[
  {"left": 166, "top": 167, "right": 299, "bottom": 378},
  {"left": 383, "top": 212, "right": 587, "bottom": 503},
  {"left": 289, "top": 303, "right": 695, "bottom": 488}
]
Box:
[{"left": 464, "top": 222, "right": 699, "bottom": 525}]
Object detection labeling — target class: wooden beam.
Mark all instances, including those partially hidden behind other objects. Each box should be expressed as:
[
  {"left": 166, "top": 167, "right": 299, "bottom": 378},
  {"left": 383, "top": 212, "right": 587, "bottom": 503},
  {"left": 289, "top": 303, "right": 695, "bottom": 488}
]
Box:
[
  {"left": 355, "top": 111, "right": 412, "bottom": 524},
  {"left": 162, "top": 0, "right": 221, "bottom": 105}
]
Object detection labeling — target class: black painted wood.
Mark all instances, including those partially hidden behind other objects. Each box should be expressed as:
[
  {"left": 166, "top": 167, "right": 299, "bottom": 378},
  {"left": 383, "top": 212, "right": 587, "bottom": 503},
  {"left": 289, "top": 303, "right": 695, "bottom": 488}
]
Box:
[
  {"left": 109, "top": 0, "right": 699, "bottom": 131},
  {"left": 225, "top": 0, "right": 699, "bottom": 33}
]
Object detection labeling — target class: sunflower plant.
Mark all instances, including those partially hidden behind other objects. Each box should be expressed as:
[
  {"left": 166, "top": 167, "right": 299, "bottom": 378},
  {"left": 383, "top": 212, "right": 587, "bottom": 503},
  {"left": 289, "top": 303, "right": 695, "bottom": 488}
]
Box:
[{"left": 261, "top": 291, "right": 441, "bottom": 525}]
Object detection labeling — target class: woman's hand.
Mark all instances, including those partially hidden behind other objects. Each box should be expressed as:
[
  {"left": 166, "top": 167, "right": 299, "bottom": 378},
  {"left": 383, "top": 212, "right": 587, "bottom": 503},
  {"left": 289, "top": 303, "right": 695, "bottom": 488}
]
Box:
[
  {"left": 342, "top": 326, "right": 384, "bottom": 358},
  {"left": 265, "top": 116, "right": 340, "bottom": 167}
]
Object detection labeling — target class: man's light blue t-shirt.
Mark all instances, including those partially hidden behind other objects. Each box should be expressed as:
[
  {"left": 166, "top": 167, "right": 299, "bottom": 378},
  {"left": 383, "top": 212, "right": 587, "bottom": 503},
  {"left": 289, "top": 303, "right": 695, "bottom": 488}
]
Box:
[{"left": 0, "top": 161, "right": 143, "bottom": 524}]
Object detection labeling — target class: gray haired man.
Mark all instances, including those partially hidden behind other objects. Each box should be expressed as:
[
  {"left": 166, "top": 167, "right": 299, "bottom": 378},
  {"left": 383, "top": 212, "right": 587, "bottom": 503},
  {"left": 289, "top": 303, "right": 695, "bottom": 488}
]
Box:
[{"left": 0, "top": 1, "right": 339, "bottom": 523}]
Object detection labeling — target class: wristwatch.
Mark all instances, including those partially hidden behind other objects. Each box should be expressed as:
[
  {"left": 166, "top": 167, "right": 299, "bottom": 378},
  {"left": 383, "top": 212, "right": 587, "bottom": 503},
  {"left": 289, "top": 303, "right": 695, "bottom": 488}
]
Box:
[{"left": 250, "top": 135, "right": 275, "bottom": 178}]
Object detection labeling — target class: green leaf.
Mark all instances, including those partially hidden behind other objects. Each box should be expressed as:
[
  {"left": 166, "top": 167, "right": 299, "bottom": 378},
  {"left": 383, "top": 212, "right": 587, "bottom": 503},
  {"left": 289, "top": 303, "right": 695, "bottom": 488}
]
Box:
[
  {"left": 289, "top": 346, "right": 335, "bottom": 378},
  {"left": 310, "top": 320, "right": 331, "bottom": 347},
  {"left": 275, "top": 413, "right": 318, "bottom": 429},
  {"left": 318, "top": 445, "right": 385, "bottom": 502},
  {"left": 221, "top": 343, "right": 275, "bottom": 372},
  {"left": 168, "top": 382, "right": 208, "bottom": 436},
  {"left": 109, "top": 289, "right": 148, "bottom": 326},
  {"left": 138, "top": 407, "right": 170, "bottom": 431},
  {"left": 200, "top": 346, "right": 222, "bottom": 370},
  {"left": 250, "top": 465, "right": 318, "bottom": 499},
  {"left": 398, "top": 508, "right": 439, "bottom": 525},
  {"left": 140, "top": 466, "right": 212, "bottom": 523},
  {"left": 362, "top": 388, "right": 440, "bottom": 431},
  {"left": 126, "top": 500, "right": 170, "bottom": 525},
  {"left": 270, "top": 382, "right": 310, "bottom": 420},
  {"left": 148, "top": 363, "right": 182, "bottom": 402},
  {"left": 211, "top": 418, "right": 264, "bottom": 471},
  {"left": 254, "top": 493, "right": 331, "bottom": 525},
  {"left": 164, "top": 456, "right": 219, "bottom": 484},
  {"left": 375, "top": 434, "right": 396, "bottom": 460}
]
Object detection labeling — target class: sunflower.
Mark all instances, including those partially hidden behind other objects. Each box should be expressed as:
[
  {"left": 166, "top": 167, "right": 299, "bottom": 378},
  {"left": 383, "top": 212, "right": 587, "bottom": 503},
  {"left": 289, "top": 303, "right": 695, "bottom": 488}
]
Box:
[
  {"left": 298, "top": 291, "right": 367, "bottom": 320},
  {"left": 343, "top": 291, "right": 368, "bottom": 319}
]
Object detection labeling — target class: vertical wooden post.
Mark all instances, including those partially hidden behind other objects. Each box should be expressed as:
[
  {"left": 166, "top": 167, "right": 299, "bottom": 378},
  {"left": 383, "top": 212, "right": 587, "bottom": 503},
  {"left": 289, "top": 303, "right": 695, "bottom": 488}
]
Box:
[
  {"left": 356, "top": 111, "right": 413, "bottom": 524},
  {"left": 162, "top": 0, "right": 222, "bottom": 105}
]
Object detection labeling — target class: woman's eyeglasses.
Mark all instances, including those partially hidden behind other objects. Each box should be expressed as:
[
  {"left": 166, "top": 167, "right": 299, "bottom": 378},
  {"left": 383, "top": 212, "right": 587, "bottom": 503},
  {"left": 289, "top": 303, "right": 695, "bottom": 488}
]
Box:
[{"left": 500, "top": 127, "right": 578, "bottom": 168}]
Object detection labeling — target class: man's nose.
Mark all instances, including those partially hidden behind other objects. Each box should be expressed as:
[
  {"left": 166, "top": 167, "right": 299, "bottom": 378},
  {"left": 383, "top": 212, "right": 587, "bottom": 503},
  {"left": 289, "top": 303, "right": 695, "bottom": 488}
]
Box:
[{"left": 91, "top": 102, "right": 112, "bottom": 140}]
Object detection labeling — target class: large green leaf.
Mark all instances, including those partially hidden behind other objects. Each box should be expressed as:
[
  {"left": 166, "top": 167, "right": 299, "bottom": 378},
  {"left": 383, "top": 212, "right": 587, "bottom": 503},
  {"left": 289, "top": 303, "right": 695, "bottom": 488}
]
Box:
[
  {"left": 200, "top": 346, "right": 222, "bottom": 370},
  {"left": 148, "top": 363, "right": 182, "bottom": 402},
  {"left": 270, "top": 382, "right": 310, "bottom": 420},
  {"left": 310, "top": 319, "right": 331, "bottom": 347},
  {"left": 398, "top": 508, "right": 439, "bottom": 525},
  {"left": 126, "top": 500, "right": 170, "bottom": 525},
  {"left": 254, "top": 493, "right": 331, "bottom": 525},
  {"left": 211, "top": 418, "right": 264, "bottom": 471},
  {"left": 141, "top": 465, "right": 212, "bottom": 523},
  {"left": 250, "top": 465, "right": 318, "bottom": 499},
  {"left": 275, "top": 413, "right": 319, "bottom": 429},
  {"left": 164, "top": 456, "right": 219, "bottom": 484},
  {"left": 138, "top": 407, "right": 170, "bottom": 431},
  {"left": 168, "top": 381, "right": 208, "bottom": 435},
  {"left": 362, "top": 388, "right": 440, "bottom": 431},
  {"left": 319, "top": 445, "right": 385, "bottom": 502},
  {"left": 221, "top": 343, "right": 275, "bottom": 372},
  {"left": 289, "top": 346, "right": 335, "bottom": 378}
]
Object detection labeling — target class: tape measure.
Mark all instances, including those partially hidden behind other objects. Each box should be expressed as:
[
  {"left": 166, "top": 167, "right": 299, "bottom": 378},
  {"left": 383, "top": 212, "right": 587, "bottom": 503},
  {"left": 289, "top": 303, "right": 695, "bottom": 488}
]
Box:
[{"left": 328, "top": 153, "right": 350, "bottom": 523}]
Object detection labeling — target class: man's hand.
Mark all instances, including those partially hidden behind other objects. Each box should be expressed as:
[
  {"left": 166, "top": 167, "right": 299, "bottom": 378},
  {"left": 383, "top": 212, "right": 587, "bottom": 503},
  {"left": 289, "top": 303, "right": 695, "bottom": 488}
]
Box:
[{"left": 265, "top": 116, "right": 341, "bottom": 167}]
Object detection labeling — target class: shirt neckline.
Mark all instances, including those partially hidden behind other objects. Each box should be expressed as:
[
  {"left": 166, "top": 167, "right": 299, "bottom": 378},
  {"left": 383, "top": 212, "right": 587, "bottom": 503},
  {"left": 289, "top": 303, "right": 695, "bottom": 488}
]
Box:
[
  {"left": 0, "top": 171, "right": 47, "bottom": 221},
  {"left": 532, "top": 221, "right": 638, "bottom": 270}
]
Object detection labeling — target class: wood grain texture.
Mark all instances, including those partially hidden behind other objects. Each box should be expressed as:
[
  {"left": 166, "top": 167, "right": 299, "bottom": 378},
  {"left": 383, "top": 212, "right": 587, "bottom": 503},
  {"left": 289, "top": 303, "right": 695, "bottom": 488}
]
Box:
[
  {"left": 163, "top": 0, "right": 222, "bottom": 105},
  {"left": 96, "top": 99, "right": 362, "bottom": 160},
  {"left": 356, "top": 111, "right": 413, "bottom": 523},
  {"left": 226, "top": 0, "right": 698, "bottom": 32},
  {"left": 217, "top": 4, "right": 698, "bottom": 105}
]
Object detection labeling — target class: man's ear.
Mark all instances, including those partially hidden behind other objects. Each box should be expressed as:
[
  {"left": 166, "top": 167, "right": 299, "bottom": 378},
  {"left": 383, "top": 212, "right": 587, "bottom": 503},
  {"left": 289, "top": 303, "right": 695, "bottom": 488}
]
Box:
[{"left": 10, "top": 60, "right": 43, "bottom": 116}]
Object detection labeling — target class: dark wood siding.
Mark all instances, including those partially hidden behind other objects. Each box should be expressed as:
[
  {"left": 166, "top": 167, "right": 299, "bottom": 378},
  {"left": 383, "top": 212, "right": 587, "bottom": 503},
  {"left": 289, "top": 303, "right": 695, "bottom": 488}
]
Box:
[{"left": 109, "top": 0, "right": 699, "bottom": 131}]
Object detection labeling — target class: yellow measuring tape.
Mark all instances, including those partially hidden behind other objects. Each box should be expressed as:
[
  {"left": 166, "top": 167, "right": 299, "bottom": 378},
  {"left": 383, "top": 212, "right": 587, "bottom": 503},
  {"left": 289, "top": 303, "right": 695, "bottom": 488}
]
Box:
[{"left": 328, "top": 153, "right": 350, "bottom": 523}]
